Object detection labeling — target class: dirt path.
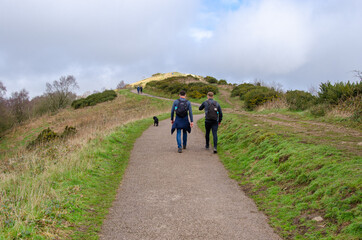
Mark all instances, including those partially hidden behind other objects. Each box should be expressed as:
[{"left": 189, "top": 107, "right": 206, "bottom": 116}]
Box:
[{"left": 100, "top": 115, "right": 281, "bottom": 240}]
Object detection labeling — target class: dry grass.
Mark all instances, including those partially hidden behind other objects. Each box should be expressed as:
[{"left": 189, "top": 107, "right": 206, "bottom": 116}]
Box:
[
  {"left": 256, "top": 97, "right": 289, "bottom": 111},
  {"left": 129, "top": 72, "right": 205, "bottom": 87},
  {"left": 0, "top": 90, "right": 171, "bottom": 238},
  {"left": 327, "top": 95, "right": 361, "bottom": 118}
]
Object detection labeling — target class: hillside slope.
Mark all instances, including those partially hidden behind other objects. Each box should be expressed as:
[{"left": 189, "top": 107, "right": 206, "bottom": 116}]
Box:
[{"left": 129, "top": 72, "right": 206, "bottom": 87}]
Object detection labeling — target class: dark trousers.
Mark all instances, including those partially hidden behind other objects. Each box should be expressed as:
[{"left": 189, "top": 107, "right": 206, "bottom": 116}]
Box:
[{"left": 205, "top": 120, "right": 218, "bottom": 148}]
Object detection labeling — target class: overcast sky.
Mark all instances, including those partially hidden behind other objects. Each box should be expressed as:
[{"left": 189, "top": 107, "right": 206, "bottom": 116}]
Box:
[{"left": 1, "top": 0, "right": 361, "bottom": 98}]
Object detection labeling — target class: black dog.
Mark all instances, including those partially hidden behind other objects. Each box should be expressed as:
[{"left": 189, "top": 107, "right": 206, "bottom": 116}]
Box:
[{"left": 153, "top": 116, "right": 159, "bottom": 126}]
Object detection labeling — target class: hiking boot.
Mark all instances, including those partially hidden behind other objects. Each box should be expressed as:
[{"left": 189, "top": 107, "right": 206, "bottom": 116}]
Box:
[
  {"left": 213, "top": 148, "right": 217, "bottom": 154},
  {"left": 205, "top": 145, "right": 209, "bottom": 149},
  {"left": 183, "top": 145, "right": 186, "bottom": 149},
  {"left": 178, "top": 148, "right": 182, "bottom": 153}
]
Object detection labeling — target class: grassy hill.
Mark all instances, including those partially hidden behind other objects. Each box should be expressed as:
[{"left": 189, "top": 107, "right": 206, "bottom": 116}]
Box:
[
  {"left": 0, "top": 90, "right": 172, "bottom": 239},
  {"left": 129, "top": 72, "right": 206, "bottom": 88}
]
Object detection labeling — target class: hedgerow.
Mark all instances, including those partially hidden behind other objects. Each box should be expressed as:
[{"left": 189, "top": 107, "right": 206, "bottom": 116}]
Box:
[
  {"left": 243, "top": 87, "right": 280, "bottom": 110},
  {"left": 71, "top": 90, "right": 117, "bottom": 109}
]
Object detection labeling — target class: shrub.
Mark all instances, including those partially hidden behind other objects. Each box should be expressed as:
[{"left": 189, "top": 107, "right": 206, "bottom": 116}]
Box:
[
  {"left": 218, "top": 79, "right": 227, "bottom": 85},
  {"left": 27, "top": 126, "right": 77, "bottom": 149},
  {"left": 205, "top": 76, "right": 218, "bottom": 84},
  {"left": 244, "top": 87, "right": 279, "bottom": 110},
  {"left": 318, "top": 80, "right": 361, "bottom": 105},
  {"left": 231, "top": 83, "right": 257, "bottom": 99},
  {"left": 285, "top": 90, "right": 316, "bottom": 111},
  {"left": 27, "top": 128, "right": 59, "bottom": 149},
  {"left": 350, "top": 109, "right": 361, "bottom": 122},
  {"left": 146, "top": 78, "right": 219, "bottom": 98},
  {"left": 61, "top": 126, "right": 77, "bottom": 138},
  {"left": 188, "top": 90, "right": 203, "bottom": 99},
  {"left": 310, "top": 104, "right": 328, "bottom": 117},
  {"left": 71, "top": 90, "right": 117, "bottom": 109}
]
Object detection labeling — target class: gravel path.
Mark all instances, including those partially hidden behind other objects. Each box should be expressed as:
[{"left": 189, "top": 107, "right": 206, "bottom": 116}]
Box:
[{"left": 100, "top": 114, "right": 281, "bottom": 240}]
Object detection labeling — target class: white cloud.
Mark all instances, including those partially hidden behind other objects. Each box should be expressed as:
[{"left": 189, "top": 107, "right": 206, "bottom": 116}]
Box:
[
  {"left": 190, "top": 28, "right": 213, "bottom": 42},
  {"left": 0, "top": 0, "right": 361, "bottom": 96}
]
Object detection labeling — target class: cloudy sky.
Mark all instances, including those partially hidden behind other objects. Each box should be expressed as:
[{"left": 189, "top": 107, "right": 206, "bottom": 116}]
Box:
[{"left": 0, "top": 0, "right": 361, "bottom": 97}]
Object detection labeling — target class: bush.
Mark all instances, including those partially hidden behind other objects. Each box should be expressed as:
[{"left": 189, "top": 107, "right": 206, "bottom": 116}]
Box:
[
  {"left": 318, "top": 80, "right": 361, "bottom": 105},
  {"left": 244, "top": 87, "right": 279, "bottom": 110},
  {"left": 205, "top": 76, "right": 218, "bottom": 84},
  {"left": 231, "top": 83, "right": 257, "bottom": 99},
  {"left": 61, "top": 126, "right": 77, "bottom": 138},
  {"left": 310, "top": 104, "right": 328, "bottom": 117},
  {"left": 27, "top": 128, "right": 59, "bottom": 149},
  {"left": 285, "top": 90, "right": 316, "bottom": 111},
  {"left": 71, "top": 90, "right": 117, "bottom": 109},
  {"left": 188, "top": 90, "right": 203, "bottom": 99},
  {"left": 27, "top": 126, "right": 77, "bottom": 149},
  {"left": 218, "top": 79, "right": 227, "bottom": 85},
  {"left": 146, "top": 77, "right": 219, "bottom": 98}
]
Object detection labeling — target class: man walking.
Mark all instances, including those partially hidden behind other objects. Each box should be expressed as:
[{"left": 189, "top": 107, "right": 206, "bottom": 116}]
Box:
[
  {"left": 171, "top": 90, "right": 194, "bottom": 153},
  {"left": 199, "top": 92, "right": 223, "bottom": 153}
]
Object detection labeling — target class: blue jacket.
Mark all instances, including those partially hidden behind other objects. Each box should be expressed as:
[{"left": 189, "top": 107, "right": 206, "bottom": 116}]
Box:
[{"left": 171, "top": 98, "right": 193, "bottom": 134}]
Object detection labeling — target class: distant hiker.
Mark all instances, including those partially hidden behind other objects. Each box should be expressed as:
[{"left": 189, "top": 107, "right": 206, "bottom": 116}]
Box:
[
  {"left": 171, "top": 90, "right": 194, "bottom": 153},
  {"left": 140, "top": 86, "right": 143, "bottom": 94},
  {"left": 199, "top": 92, "right": 223, "bottom": 153},
  {"left": 137, "top": 86, "right": 140, "bottom": 94}
]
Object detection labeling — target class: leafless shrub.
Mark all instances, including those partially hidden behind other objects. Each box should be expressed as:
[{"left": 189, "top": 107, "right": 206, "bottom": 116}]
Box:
[
  {"left": 8, "top": 89, "right": 30, "bottom": 123},
  {"left": 116, "top": 80, "right": 126, "bottom": 89}
]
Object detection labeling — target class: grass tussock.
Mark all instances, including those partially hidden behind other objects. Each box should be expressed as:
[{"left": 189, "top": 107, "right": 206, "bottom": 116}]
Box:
[
  {"left": 256, "top": 97, "right": 289, "bottom": 111},
  {"left": 0, "top": 90, "right": 171, "bottom": 239},
  {"left": 201, "top": 114, "right": 361, "bottom": 240}
]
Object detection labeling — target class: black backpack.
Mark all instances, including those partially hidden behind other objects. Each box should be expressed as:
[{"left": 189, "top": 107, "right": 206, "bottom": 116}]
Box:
[
  {"left": 206, "top": 100, "right": 218, "bottom": 121},
  {"left": 176, "top": 99, "right": 188, "bottom": 118}
]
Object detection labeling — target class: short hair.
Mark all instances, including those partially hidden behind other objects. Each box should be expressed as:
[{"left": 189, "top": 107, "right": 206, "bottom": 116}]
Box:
[
  {"left": 207, "top": 92, "right": 214, "bottom": 97},
  {"left": 179, "top": 90, "right": 186, "bottom": 96}
]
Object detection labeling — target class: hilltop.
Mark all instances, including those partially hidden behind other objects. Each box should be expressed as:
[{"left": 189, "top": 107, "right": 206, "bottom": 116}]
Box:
[{"left": 129, "top": 72, "right": 206, "bottom": 87}]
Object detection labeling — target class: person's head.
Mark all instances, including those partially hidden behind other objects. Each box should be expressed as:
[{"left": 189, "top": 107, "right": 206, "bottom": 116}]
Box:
[
  {"left": 207, "top": 92, "right": 214, "bottom": 99},
  {"left": 179, "top": 90, "right": 186, "bottom": 98}
]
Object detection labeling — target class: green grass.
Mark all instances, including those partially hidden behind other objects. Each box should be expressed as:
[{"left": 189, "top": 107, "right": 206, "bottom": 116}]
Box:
[
  {"left": 0, "top": 89, "right": 172, "bottom": 239},
  {"left": 0, "top": 113, "right": 170, "bottom": 239},
  {"left": 198, "top": 114, "right": 361, "bottom": 240}
]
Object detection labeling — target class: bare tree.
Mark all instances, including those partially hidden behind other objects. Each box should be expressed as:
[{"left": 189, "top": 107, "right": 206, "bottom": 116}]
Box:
[
  {"left": 116, "top": 80, "right": 126, "bottom": 89},
  {"left": 46, "top": 75, "right": 79, "bottom": 111},
  {"left": 0, "top": 81, "right": 11, "bottom": 133},
  {"left": 9, "top": 89, "right": 30, "bottom": 123},
  {"left": 353, "top": 70, "right": 362, "bottom": 81},
  {"left": 0, "top": 81, "right": 6, "bottom": 98}
]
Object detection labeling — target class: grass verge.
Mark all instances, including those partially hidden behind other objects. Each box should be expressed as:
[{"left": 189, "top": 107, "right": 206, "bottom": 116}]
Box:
[
  {"left": 198, "top": 114, "right": 361, "bottom": 240},
  {"left": 0, "top": 89, "right": 171, "bottom": 239}
]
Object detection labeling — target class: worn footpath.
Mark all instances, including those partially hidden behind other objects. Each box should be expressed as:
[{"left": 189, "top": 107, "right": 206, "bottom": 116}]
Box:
[{"left": 100, "top": 114, "right": 280, "bottom": 240}]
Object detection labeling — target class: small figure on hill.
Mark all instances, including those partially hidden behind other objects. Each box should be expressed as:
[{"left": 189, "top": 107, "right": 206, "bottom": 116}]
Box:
[
  {"left": 137, "top": 86, "right": 140, "bottom": 94},
  {"left": 171, "top": 90, "right": 194, "bottom": 153},
  {"left": 140, "top": 86, "right": 143, "bottom": 94},
  {"left": 199, "top": 92, "right": 223, "bottom": 153}
]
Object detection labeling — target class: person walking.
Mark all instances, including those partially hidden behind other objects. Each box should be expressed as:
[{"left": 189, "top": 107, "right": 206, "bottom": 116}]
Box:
[
  {"left": 171, "top": 90, "right": 194, "bottom": 153},
  {"left": 137, "top": 86, "right": 140, "bottom": 94},
  {"left": 199, "top": 92, "right": 223, "bottom": 153},
  {"left": 140, "top": 86, "right": 143, "bottom": 94}
]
